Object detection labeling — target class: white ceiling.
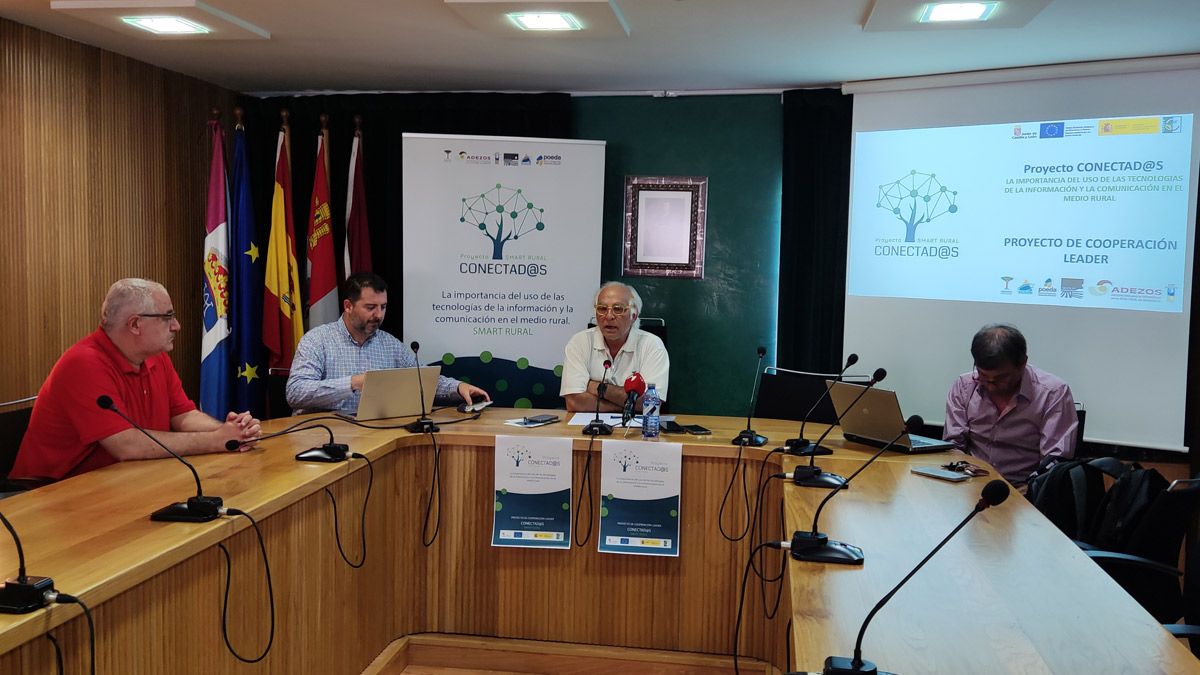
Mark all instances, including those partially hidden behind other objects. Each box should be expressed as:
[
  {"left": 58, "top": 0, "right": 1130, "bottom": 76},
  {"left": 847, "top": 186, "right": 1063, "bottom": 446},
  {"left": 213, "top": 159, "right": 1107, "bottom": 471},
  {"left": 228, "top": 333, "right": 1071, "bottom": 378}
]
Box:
[{"left": 4, "top": 0, "right": 1200, "bottom": 95}]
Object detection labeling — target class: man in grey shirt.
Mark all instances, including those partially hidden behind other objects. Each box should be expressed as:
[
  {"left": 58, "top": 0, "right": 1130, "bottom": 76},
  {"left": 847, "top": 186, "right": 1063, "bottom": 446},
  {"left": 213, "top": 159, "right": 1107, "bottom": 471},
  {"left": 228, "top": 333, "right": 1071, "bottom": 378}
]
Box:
[{"left": 286, "top": 273, "right": 489, "bottom": 414}]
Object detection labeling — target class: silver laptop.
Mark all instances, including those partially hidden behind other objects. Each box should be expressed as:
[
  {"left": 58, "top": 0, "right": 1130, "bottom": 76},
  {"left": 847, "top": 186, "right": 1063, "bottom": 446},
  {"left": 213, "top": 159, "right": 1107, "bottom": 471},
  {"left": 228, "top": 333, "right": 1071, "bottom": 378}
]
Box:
[
  {"left": 352, "top": 366, "right": 441, "bottom": 420},
  {"left": 827, "top": 381, "right": 954, "bottom": 453}
]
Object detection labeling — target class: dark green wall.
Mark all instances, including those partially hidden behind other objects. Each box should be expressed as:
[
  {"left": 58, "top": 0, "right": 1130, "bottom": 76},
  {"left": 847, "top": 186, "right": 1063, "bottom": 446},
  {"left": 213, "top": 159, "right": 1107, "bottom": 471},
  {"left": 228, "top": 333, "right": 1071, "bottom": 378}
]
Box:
[{"left": 572, "top": 95, "right": 782, "bottom": 417}]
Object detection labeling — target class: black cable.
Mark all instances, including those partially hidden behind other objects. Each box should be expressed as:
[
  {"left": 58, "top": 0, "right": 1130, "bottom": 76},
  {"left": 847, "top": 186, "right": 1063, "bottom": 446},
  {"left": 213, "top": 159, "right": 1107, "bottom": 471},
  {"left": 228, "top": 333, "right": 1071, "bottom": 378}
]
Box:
[
  {"left": 324, "top": 453, "right": 373, "bottom": 568},
  {"left": 45, "top": 632, "right": 64, "bottom": 675},
  {"left": 718, "top": 442, "right": 752, "bottom": 541},
  {"left": 217, "top": 510, "right": 275, "bottom": 663},
  {"left": 761, "top": 498, "right": 788, "bottom": 620},
  {"left": 50, "top": 594, "right": 94, "bottom": 675},
  {"left": 785, "top": 617, "right": 794, "bottom": 673},
  {"left": 573, "top": 434, "right": 597, "bottom": 547},
  {"left": 327, "top": 412, "right": 480, "bottom": 430},
  {"left": 748, "top": 448, "right": 784, "bottom": 579},
  {"left": 733, "top": 540, "right": 778, "bottom": 675},
  {"left": 422, "top": 432, "right": 442, "bottom": 547},
  {"left": 419, "top": 413, "right": 481, "bottom": 426},
  {"left": 743, "top": 448, "right": 787, "bottom": 623}
]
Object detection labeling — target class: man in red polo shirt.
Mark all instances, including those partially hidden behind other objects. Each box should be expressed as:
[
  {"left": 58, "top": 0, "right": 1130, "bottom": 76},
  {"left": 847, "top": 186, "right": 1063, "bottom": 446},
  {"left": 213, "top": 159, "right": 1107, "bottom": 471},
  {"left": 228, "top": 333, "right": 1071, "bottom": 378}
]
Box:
[{"left": 10, "top": 278, "right": 261, "bottom": 482}]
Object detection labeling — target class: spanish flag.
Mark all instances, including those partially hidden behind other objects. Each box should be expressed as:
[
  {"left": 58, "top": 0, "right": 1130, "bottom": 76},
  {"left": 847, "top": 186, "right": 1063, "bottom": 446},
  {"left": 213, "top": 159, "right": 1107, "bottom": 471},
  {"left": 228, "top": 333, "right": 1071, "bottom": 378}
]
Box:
[{"left": 263, "top": 123, "right": 304, "bottom": 369}]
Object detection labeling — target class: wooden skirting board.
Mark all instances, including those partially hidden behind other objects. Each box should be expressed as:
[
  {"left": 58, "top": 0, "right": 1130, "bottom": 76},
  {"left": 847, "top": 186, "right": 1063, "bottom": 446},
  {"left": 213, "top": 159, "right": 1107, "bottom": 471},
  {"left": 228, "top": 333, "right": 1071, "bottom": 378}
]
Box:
[{"left": 361, "top": 633, "right": 779, "bottom": 675}]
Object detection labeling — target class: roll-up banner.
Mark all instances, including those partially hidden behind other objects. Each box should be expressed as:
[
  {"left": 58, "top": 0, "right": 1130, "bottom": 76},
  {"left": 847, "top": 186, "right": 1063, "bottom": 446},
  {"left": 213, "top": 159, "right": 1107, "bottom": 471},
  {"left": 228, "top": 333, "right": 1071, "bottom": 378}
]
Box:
[{"left": 402, "top": 134, "right": 606, "bottom": 407}]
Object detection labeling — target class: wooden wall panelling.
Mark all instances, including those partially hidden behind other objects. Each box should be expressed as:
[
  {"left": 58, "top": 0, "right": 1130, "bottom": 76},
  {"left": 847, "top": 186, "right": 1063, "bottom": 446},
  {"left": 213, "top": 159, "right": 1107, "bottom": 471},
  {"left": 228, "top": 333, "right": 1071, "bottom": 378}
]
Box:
[{"left": 0, "top": 17, "right": 237, "bottom": 402}]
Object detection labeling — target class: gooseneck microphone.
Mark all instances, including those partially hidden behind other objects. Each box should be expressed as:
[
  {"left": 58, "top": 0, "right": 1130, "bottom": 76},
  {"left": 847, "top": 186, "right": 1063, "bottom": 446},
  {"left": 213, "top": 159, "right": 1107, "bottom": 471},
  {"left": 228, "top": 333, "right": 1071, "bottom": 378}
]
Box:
[
  {"left": 404, "top": 341, "right": 439, "bottom": 434},
  {"left": 731, "top": 346, "right": 768, "bottom": 447},
  {"left": 790, "top": 415, "right": 923, "bottom": 566},
  {"left": 583, "top": 359, "right": 614, "bottom": 436},
  {"left": 821, "top": 480, "right": 1010, "bottom": 674},
  {"left": 0, "top": 510, "right": 54, "bottom": 613},
  {"left": 786, "top": 353, "right": 859, "bottom": 455},
  {"left": 621, "top": 372, "right": 646, "bottom": 426},
  {"left": 97, "top": 395, "right": 223, "bottom": 522},
  {"left": 793, "top": 368, "right": 886, "bottom": 490},
  {"left": 227, "top": 423, "right": 350, "bottom": 462}
]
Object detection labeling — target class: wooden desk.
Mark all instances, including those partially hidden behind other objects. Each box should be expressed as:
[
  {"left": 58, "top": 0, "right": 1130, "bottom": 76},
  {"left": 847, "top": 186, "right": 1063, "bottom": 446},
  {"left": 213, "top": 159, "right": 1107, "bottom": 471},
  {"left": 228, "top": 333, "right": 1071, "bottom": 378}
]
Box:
[
  {"left": 0, "top": 411, "right": 1194, "bottom": 673},
  {"left": 779, "top": 445, "right": 1199, "bottom": 674},
  {"left": 0, "top": 409, "right": 793, "bottom": 673}
]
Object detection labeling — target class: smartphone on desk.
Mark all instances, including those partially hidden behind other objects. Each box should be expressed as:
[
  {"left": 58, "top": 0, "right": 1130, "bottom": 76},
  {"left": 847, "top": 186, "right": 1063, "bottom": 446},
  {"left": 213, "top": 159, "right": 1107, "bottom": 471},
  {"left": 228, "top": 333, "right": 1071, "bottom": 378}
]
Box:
[
  {"left": 911, "top": 465, "right": 971, "bottom": 482},
  {"left": 660, "top": 420, "right": 686, "bottom": 433},
  {"left": 684, "top": 424, "right": 711, "bottom": 435}
]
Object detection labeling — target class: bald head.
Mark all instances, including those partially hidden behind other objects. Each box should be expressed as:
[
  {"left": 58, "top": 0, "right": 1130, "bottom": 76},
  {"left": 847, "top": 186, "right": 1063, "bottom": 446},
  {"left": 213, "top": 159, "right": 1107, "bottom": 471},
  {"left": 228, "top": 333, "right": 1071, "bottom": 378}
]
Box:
[{"left": 101, "top": 278, "right": 166, "bottom": 330}]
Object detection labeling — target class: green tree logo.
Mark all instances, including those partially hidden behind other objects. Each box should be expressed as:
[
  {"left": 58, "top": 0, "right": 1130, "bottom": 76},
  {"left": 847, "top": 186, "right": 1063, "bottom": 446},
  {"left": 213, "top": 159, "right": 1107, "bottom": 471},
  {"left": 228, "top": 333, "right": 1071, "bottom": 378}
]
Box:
[
  {"left": 460, "top": 184, "right": 546, "bottom": 259},
  {"left": 614, "top": 450, "right": 639, "bottom": 473},
  {"left": 507, "top": 446, "right": 531, "bottom": 467},
  {"left": 876, "top": 170, "right": 958, "bottom": 242}
]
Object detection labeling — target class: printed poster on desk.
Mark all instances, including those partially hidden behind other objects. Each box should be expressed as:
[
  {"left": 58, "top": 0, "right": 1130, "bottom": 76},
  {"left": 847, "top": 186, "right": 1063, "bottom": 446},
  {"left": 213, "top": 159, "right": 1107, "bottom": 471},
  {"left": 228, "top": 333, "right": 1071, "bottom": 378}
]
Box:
[
  {"left": 492, "top": 435, "right": 573, "bottom": 549},
  {"left": 402, "top": 133, "right": 605, "bottom": 409},
  {"left": 598, "top": 439, "right": 682, "bottom": 557}
]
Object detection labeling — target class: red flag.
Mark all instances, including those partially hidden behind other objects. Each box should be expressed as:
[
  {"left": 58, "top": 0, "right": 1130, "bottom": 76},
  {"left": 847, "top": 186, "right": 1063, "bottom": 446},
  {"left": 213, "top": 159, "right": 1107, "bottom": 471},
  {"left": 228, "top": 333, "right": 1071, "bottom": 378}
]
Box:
[
  {"left": 343, "top": 124, "right": 373, "bottom": 277},
  {"left": 263, "top": 125, "right": 304, "bottom": 369},
  {"left": 306, "top": 131, "right": 338, "bottom": 327}
]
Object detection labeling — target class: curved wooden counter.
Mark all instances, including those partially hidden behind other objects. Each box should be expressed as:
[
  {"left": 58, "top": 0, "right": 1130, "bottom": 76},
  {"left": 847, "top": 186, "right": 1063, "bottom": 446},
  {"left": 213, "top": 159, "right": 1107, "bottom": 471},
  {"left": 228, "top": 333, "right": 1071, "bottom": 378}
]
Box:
[
  {"left": 0, "top": 408, "right": 1194, "bottom": 673},
  {"left": 0, "top": 409, "right": 794, "bottom": 673}
]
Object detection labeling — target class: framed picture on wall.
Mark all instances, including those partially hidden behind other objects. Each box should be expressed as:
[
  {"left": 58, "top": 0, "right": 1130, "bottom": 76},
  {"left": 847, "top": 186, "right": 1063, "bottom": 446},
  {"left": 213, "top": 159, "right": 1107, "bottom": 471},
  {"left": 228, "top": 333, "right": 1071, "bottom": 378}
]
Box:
[{"left": 622, "top": 175, "right": 707, "bottom": 279}]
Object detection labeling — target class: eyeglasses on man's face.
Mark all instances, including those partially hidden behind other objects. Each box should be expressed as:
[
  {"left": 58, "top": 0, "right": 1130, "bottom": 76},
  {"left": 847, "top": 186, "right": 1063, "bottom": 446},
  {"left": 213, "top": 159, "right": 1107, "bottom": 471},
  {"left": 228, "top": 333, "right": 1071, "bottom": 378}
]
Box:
[
  {"left": 971, "top": 365, "right": 1020, "bottom": 387},
  {"left": 137, "top": 310, "right": 177, "bottom": 321},
  {"left": 594, "top": 304, "right": 630, "bottom": 317}
]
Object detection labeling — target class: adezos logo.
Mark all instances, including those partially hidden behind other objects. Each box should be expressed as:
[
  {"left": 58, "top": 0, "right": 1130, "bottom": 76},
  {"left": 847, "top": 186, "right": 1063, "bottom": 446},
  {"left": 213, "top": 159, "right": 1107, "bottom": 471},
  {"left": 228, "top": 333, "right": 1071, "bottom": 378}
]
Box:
[{"left": 458, "top": 150, "right": 491, "bottom": 164}]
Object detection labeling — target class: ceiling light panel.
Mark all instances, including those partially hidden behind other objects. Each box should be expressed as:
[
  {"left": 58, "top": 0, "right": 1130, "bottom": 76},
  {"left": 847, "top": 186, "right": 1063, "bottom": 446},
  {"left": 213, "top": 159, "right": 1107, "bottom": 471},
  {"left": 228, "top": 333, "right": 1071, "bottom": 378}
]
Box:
[{"left": 52, "top": 1, "right": 270, "bottom": 39}]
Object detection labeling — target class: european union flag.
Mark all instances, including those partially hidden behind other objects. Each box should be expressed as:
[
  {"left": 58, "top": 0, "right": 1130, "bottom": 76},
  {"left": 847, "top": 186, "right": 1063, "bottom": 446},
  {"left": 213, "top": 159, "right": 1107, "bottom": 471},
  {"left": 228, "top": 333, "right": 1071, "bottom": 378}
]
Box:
[
  {"left": 1039, "top": 122, "right": 1064, "bottom": 139},
  {"left": 231, "top": 125, "right": 266, "bottom": 417}
]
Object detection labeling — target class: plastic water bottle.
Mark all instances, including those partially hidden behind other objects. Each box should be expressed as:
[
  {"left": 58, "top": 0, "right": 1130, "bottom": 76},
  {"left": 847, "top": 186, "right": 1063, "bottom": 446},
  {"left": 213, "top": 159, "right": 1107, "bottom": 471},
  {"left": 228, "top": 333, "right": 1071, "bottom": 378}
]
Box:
[{"left": 642, "top": 384, "right": 660, "bottom": 439}]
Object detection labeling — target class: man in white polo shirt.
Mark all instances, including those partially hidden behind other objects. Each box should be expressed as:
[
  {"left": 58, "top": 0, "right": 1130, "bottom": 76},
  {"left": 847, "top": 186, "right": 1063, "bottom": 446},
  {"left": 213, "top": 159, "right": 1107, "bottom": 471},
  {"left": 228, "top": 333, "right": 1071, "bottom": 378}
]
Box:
[{"left": 560, "top": 281, "right": 669, "bottom": 412}]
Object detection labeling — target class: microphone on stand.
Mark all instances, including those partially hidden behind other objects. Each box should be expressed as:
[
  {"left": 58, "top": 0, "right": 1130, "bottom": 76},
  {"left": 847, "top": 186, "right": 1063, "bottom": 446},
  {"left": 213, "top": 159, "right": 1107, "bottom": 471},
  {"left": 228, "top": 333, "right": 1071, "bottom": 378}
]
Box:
[
  {"left": 792, "top": 368, "right": 887, "bottom": 490},
  {"left": 731, "top": 346, "right": 768, "bottom": 447},
  {"left": 785, "top": 353, "right": 859, "bottom": 455},
  {"left": 404, "top": 341, "right": 439, "bottom": 434},
  {"left": 583, "top": 359, "right": 614, "bottom": 436},
  {"left": 0, "top": 510, "right": 54, "bottom": 614},
  {"left": 790, "top": 415, "right": 923, "bottom": 565},
  {"left": 97, "top": 395, "right": 223, "bottom": 522},
  {"left": 820, "top": 480, "right": 1010, "bottom": 674},
  {"left": 620, "top": 372, "right": 646, "bottom": 426},
  {"left": 227, "top": 423, "right": 350, "bottom": 462}
]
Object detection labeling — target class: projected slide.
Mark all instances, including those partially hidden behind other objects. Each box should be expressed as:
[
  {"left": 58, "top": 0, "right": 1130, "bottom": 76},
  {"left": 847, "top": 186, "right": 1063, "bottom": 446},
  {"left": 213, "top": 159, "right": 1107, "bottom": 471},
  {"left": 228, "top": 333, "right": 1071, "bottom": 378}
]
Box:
[{"left": 848, "top": 114, "right": 1193, "bottom": 312}]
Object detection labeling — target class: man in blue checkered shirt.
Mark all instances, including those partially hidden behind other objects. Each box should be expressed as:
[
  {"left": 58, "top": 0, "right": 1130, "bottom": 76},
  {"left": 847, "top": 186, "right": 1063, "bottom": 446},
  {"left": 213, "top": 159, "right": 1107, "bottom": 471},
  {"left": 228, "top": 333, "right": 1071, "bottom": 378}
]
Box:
[{"left": 286, "top": 273, "right": 489, "bottom": 415}]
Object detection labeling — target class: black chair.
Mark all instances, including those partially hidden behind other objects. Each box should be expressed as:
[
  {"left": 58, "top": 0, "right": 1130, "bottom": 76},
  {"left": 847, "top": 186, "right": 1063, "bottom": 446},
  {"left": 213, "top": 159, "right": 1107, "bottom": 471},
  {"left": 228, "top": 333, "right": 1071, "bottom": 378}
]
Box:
[
  {"left": 1165, "top": 524, "right": 1200, "bottom": 656},
  {"left": 266, "top": 367, "right": 292, "bottom": 419},
  {"left": 0, "top": 397, "right": 44, "bottom": 497},
  {"left": 1082, "top": 475, "right": 1200, "bottom": 623},
  {"left": 1075, "top": 401, "right": 1087, "bottom": 451},
  {"left": 753, "top": 368, "right": 871, "bottom": 423}
]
